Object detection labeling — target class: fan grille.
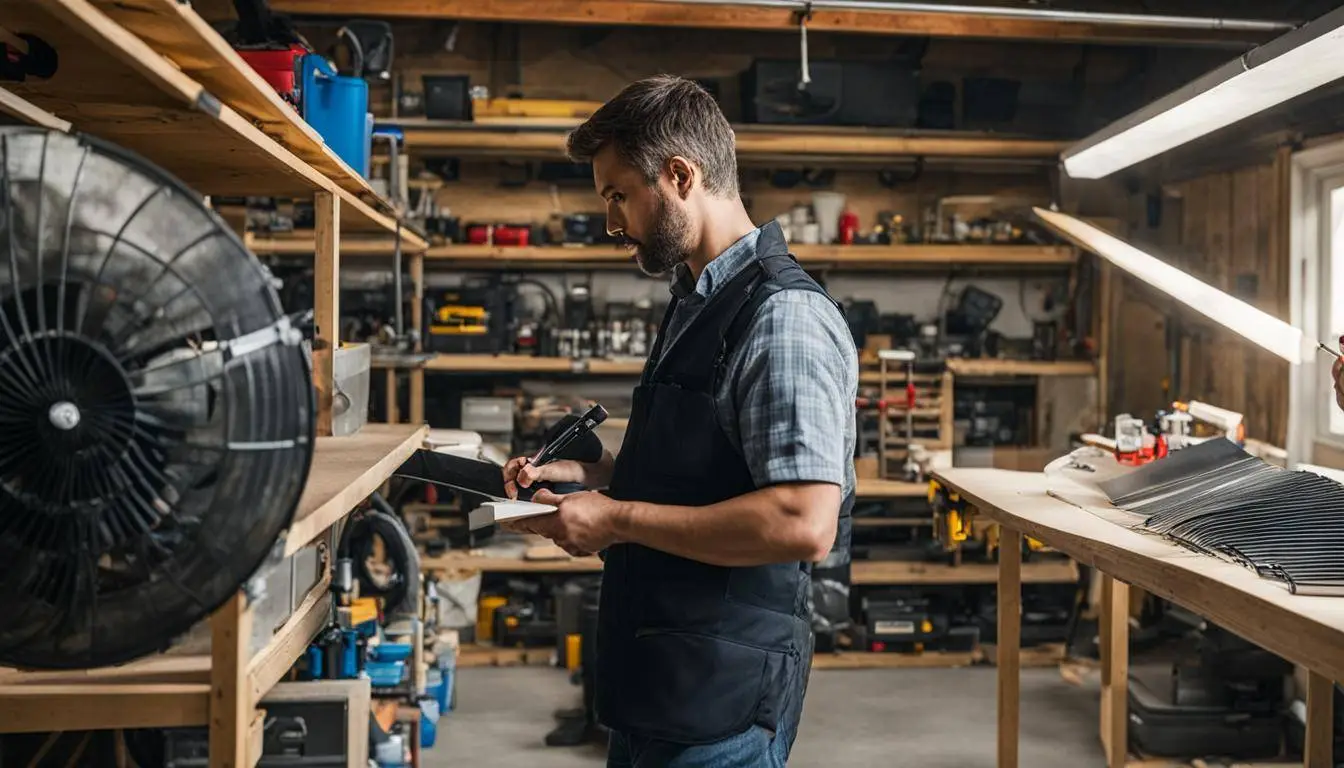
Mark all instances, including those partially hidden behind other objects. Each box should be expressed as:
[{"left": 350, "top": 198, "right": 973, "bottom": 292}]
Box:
[{"left": 0, "top": 128, "right": 314, "bottom": 669}]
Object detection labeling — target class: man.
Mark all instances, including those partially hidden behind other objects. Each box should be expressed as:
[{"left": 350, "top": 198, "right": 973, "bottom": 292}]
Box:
[
  {"left": 502, "top": 75, "right": 858, "bottom": 767},
  {"left": 1334, "top": 336, "right": 1344, "bottom": 411}
]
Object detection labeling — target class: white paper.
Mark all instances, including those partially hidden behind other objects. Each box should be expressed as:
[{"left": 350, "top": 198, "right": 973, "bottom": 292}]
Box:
[{"left": 468, "top": 500, "right": 558, "bottom": 530}]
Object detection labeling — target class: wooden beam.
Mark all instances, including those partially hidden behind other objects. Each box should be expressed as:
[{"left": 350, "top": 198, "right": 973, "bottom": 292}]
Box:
[
  {"left": 0, "top": 683, "right": 210, "bottom": 733},
  {"left": 314, "top": 190, "right": 339, "bottom": 437},
  {"left": 209, "top": 593, "right": 252, "bottom": 768},
  {"left": 384, "top": 368, "right": 400, "bottom": 424},
  {"left": 0, "top": 86, "right": 72, "bottom": 132},
  {"left": 260, "top": 0, "right": 1272, "bottom": 46},
  {"left": 997, "top": 527, "right": 1022, "bottom": 768},
  {"left": 1306, "top": 671, "right": 1336, "bottom": 768}
]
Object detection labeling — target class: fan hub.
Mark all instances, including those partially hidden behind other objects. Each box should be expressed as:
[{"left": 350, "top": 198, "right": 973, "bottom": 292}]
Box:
[
  {"left": 0, "top": 331, "right": 137, "bottom": 506},
  {"left": 48, "top": 401, "right": 81, "bottom": 430}
]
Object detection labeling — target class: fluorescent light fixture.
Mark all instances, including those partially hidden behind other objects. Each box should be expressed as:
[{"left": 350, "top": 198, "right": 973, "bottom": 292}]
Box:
[
  {"left": 1062, "top": 5, "right": 1344, "bottom": 179},
  {"left": 1033, "top": 208, "right": 1310, "bottom": 364}
]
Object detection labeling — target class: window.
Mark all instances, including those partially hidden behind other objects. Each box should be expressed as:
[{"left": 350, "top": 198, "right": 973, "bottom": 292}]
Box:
[{"left": 1289, "top": 142, "right": 1344, "bottom": 465}]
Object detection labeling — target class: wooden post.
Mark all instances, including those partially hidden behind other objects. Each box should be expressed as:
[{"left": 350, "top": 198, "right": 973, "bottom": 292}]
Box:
[
  {"left": 997, "top": 527, "right": 1022, "bottom": 768},
  {"left": 410, "top": 369, "right": 425, "bottom": 425},
  {"left": 210, "top": 592, "right": 252, "bottom": 768},
  {"left": 1096, "top": 259, "right": 1113, "bottom": 427},
  {"left": 384, "top": 368, "right": 399, "bottom": 424},
  {"left": 1098, "top": 575, "right": 1129, "bottom": 768},
  {"left": 409, "top": 248, "right": 426, "bottom": 426},
  {"left": 314, "top": 191, "right": 340, "bottom": 437},
  {"left": 1306, "top": 671, "right": 1336, "bottom": 768}
]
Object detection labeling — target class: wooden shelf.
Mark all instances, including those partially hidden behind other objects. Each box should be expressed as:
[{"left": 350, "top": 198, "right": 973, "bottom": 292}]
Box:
[
  {"left": 421, "top": 552, "right": 604, "bottom": 573},
  {"left": 422, "top": 243, "right": 1075, "bottom": 270},
  {"left": 249, "top": 0, "right": 1274, "bottom": 47},
  {"left": 946, "top": 358, "right": 1098, "bottom": 377},
  {"left": 9, "top": 0, "right": 423, "bottom": 245},
  {"left": 811, "top": 650, "right": 981, "bottom": 670},
  {"left": 454, "top": 643, "right": 985, "bottom": 670},
  {"left": 247, "top": 233, "right": 426, "bottom": 257},
  {"left": 383, "top": 120, "right": 1068, "bottom": 164},
  {"left": 0, "top": 682, "right": 212, "bottom": 733},
  {"left": 853, "top": 517, "right": 931, "bottom": 527},
  {"left": 855, "top": 477, "right": 927, "bottom": 499},
  {"left": 421, "top": 553, "right": 1075, "bottom": 582},
  {"left": 424, "top": 353, "right": 645, "bottom": 376},
  {"left": 283, "top": 423, "right": 429, "bottom": 556},
  {"left": 850, "top": 558, "right": 1078, "bottom": 586}
]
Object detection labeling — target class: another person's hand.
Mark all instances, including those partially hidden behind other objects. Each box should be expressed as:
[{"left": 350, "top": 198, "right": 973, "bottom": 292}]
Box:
[
  {"left": 505, "top": 489, "right": 624, "bottom": 557},
  {"left": 1334, "top": 335, "right": 1344, "bottom": 412},
  {"left": 502, "top": 457, "right": 587, "bottom": 499}
]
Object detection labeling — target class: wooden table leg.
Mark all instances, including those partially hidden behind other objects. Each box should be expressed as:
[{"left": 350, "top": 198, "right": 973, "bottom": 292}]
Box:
[
  {"left": 1307, "top": 670, "right": 1336, "bottom": 768},
  {"left": 998, "top": 527, "right": 1022, "bottom": 768},
  {"left": 1098, "top": 575, "right": 1129, "bottom": 768},
  {"left": 384, "top": 368, "right": 399, "bottom": 424}
]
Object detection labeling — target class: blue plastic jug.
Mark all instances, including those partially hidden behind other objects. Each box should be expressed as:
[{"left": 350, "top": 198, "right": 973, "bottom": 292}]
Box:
[{"left": 299, "top": 54, "right": 372, "bottom": 177}]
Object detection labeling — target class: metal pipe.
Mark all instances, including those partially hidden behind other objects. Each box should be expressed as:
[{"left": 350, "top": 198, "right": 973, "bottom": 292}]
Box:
[{"left": 653, "top": 0, "right": 1296, "bottom": 33}]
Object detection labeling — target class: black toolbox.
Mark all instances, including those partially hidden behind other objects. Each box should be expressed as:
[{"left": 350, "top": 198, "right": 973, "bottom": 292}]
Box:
[{"left": 1127, "top": 674, "right": 1284, "bottom": 760}]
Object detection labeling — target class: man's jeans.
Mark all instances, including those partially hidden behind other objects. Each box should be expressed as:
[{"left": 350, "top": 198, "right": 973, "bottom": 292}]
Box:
[{"left": 606, "top": 722, "right": 796, "bottom": 768}]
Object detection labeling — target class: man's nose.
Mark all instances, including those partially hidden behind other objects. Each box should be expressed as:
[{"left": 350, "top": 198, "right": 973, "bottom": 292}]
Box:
[{"left": 605, "top": 206, "right": 625, "bottom": 237}]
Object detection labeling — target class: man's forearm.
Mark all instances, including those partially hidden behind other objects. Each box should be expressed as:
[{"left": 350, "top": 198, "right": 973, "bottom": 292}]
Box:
[{"left": 609, "top": 484, "right": 839, "bottom": 567}]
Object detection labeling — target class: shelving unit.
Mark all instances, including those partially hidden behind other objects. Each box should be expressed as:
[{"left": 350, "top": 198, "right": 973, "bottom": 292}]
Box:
[
  {"left": 418, "top": 551, "right": 1077, "bottom": 586},
  {"left": 0, "top": 424, "right": 428, "bottom": 739},
  {"left": 425, "top": 353, "right": 647, "bottom": 376},
  {"left": 376, "top": 120, "right": 1070, "bottom": 165},
  {"left": 946, "top": 358, "right": 1099, "bottom": 377},
  {"left": 409, "top": 243, "right": 1077, "bottom": 270},
  {"left": 2, "top": 0, "right": 431, "bottom": 760},
  {"left": 9, "top": 0, "right": 424, "bottom": 244}
]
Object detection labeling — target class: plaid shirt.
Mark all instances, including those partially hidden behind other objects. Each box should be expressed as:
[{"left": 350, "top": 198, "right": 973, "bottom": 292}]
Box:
[{"left": 659, "top": 226, "right": 858, "bottom": 498}]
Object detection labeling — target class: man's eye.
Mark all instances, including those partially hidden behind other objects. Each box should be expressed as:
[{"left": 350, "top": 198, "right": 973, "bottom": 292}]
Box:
[{"left": 610, "top": 194, "right": 624, "bottom": 204}]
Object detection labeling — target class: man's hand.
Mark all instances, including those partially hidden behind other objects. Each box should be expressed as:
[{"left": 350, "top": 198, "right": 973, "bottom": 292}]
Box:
[
  {"left": 502, "top": 456, "right": 587, "bottom": 499},
  {"left": 1335, "top": 336, "right": 1344, "bottom": 413},
  {"left": 506, "top": 489, "right": 625, "bottom": 557}
]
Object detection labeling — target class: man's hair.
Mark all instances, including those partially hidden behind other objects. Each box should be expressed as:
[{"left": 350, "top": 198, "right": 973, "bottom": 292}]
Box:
[{"left": 566, "top": 75, "right": 738, "bottom": 197}]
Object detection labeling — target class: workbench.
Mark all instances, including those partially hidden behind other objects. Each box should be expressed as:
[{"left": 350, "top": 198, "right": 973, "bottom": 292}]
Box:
[{"left": 933, "top": 467, "right": 1343, "bottom": 768}]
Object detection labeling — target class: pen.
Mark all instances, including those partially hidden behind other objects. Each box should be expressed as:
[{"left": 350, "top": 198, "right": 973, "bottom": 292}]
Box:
[{"left": 1318, "top": 341, "right": 1342, "bottom": 360}]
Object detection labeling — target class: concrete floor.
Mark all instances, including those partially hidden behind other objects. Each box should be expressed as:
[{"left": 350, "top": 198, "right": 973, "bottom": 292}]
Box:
[{"left": 428, "top": 665, "right": 1104, "bottom": 767}]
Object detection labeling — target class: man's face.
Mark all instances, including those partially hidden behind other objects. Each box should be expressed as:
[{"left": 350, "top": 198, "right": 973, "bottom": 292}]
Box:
[{"left": 592, "top": 144, "right": 693, "bottom": 277}]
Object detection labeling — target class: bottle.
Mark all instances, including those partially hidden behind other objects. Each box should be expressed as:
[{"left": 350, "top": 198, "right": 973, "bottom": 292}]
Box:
[{"left": 839, "top": 209, "right": 860, "bottom": 245}]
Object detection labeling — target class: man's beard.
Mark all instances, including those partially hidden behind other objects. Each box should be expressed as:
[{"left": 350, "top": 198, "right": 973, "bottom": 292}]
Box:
[{"left": 627, "top": 194, "right": 693, "bottom": 277}]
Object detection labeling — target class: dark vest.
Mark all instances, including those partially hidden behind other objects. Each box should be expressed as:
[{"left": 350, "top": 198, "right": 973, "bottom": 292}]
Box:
[{"left": 596, "top": 224, "right": 854, "bottom": 744}]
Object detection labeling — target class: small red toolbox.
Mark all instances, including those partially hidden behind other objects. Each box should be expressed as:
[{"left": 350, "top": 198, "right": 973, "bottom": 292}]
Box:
[
  {"left": 236, "top": 45, "right": 308, "bottom": 104},
  {"left": 465, "top": 224, "right": 531, "bottom": 246}
]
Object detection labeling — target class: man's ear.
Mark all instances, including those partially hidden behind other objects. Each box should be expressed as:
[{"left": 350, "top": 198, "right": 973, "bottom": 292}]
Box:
[{"left": 666, "top": 156, "right": 696, "bottom": 199}]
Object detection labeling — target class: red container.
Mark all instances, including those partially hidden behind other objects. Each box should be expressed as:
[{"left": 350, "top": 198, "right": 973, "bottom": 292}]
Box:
[
  {"left": 466, "top": 224, "right": 531, "bottom": 246},
  {"left": 237, "top": 45, "right": 307, "bottom": 103},
  {"left": 839, "top": 209, "right": 860, "bottom": 245}
]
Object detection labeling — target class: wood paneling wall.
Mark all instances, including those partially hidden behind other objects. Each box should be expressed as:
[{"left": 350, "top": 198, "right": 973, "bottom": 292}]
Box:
[{"left": 1112, "top": 150, "right": 1291, "bottom": 446}]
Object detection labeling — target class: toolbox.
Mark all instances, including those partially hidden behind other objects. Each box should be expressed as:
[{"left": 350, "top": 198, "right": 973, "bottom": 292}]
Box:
[{"left": 1127, "top": 674, "right": 1284, "bottom": 760}]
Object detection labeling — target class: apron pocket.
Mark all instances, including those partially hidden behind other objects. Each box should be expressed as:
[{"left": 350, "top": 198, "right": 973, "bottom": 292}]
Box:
[{"left": 624, "top": 629, "right": 774, "bottom": 744}]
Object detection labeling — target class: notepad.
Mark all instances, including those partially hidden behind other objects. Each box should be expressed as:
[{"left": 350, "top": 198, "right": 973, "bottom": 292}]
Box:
[{"left": 468, "top": 500, "right": 558, "bottom": 530}]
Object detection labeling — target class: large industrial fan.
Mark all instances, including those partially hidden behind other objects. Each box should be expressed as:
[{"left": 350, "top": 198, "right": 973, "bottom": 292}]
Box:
[{"left": 0, "top": 127, "right": 315, "bottom": 669}]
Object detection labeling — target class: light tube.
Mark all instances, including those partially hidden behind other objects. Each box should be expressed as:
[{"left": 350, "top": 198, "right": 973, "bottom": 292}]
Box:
[
  {"left": 1034, "top": 208, "right": 1309, "bottom": 364},
  {"left": 1062, "top": 5, "right": 1344, "bottom": 179}
]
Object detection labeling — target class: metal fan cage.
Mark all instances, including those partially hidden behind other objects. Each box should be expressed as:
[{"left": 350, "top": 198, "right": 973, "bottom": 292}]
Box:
[{"left": 0, "top": 127, "right": 315, "bottom": 669}]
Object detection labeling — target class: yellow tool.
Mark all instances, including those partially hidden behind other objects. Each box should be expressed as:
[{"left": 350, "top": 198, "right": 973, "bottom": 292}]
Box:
[{"left": 929, "top": 479, "right": 972, "bottom": 552}]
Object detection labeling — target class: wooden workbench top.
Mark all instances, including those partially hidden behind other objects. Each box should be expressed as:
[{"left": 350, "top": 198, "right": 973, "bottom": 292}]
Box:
[{"left": 933, "top": 468, "right": 1344, "bottom": 684}]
